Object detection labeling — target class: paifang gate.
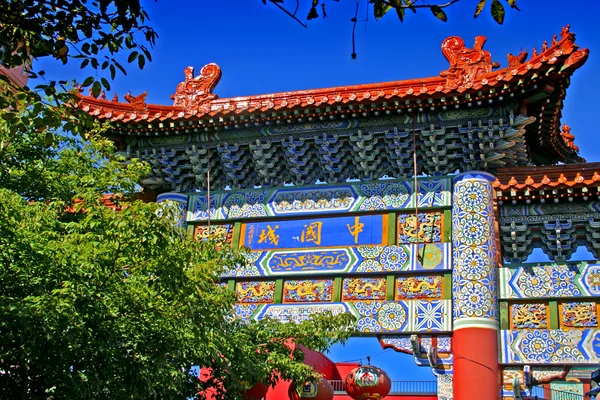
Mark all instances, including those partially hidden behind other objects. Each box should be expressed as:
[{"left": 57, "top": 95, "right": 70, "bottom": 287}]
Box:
[{"left": 78, "top": 26, "right": 597, "bottom": 400}]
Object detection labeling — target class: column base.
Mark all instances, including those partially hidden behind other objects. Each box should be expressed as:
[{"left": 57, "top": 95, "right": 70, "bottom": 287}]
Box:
[{"left": 452, "top": 327, "right": 500, "bottom": 400}]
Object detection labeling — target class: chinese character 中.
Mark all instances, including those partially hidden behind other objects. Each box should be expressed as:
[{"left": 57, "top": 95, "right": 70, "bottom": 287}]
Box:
[{"left": 346, "top": 216, "right": 364, "bottom": 244}]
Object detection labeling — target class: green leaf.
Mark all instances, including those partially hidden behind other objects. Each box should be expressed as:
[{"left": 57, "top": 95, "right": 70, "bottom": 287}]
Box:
[
  {"left": 137, "top": 54, "right": 145, "bottom": 70},
  {"left": 506, "top": 0, "right": 520, "bottom": 10},
  {"left": 128, "top": 51, "right": 139, "bottom": 63},
  {"left": 403, "top": 0, "right": 417, "bottom": 13},
  {"left": 114, "top": 61, "right": 127, "bottom": 76},
  {"left": 80, "top": 59, "right": 90, "bottom": 69},
  {"left": 82, "top": 76, "right": 94, "bottom": 87},
  {"left": 101, "top": 78, "right": 111, "bottom": 91},
  {"left": 430, "top": 5, "right": 447, "bottom": 22},
  {"left": 474, "top": 0, "right": 487, "bottom": 17},
  {"left": 141, "top": 46, "right": 152, "bottom": 62},
  {"left": 396, "top": 7, "right": 405, "bottom": 22},
  {"left": 373, "top": 0, "right": 392, "bottom": 19},
  {"left": 491, "top": 0, "right": 505, "bottom": 24},
  {"left": 91, "top": 81, "right": 101, "bottom": 97}
]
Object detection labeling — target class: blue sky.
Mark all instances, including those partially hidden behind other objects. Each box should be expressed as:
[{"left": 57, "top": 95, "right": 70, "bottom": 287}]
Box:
[{"left": 37, "top": 0, "right": 600, "bottom": 382}]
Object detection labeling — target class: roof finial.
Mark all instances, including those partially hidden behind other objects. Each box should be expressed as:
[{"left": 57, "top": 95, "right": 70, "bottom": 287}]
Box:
[
  {"left": 171, "top": 63, "right": 221, "bottom": 112},
  {"left": 507, "top": 49, "right": 528, "bottom": 67},
  {"left": 124, "top": 91, "right": 148, "bottom": 112},
  {"left": 560, "top": 123, "right": 579, "bottom": 152},
  {"left": 440, "top": 35, "right": 498, "bottom": 90}
]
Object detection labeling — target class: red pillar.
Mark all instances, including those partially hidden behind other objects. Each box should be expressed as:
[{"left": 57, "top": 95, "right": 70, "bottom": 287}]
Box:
[{"left": 452, "top": 328, "right": 500, "bottom": 399}]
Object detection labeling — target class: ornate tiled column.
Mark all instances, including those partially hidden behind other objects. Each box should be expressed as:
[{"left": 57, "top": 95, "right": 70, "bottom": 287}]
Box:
[{"left": 452, "top": 172, "right": 500, "bottom": 400}]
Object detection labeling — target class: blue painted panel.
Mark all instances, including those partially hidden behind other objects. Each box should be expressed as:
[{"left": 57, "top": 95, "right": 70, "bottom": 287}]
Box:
[
  {"left": 498, "top": 261, "right": 600, "bottom": 299},
  {"left": 264, "top": 249, "right": 356, "bottom": 274},
  {"left": 232, "top": 300, "right": 452, "bottom": 333},
  {"left": 500, "top": 328, "right": 600, "bottom": 364},
  {"left": 223, "top": 243, "right": 452, "bottom": 277},
  {"left": 241, "top": 214, "right": 386, "bottom": 251}
]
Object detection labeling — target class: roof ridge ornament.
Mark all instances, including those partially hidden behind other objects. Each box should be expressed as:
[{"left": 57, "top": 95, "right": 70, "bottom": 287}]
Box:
[
  {"left": 561, "top": 24, "right": 573, "bottom": 40},
  {"left": 560, "top": 123, "right": 579, "bottom": 152},
  {"left": 507, "top": 49, "right": 528, "bottom": 68},
  {"left": 439, "top": 36, "right": 500, "bottom": 90},
  {"left": 171, "top": 63, "right": 221, "bottom": 112},
  {"left": 124, "top": 91, "right": 147, "bottom": 112}
]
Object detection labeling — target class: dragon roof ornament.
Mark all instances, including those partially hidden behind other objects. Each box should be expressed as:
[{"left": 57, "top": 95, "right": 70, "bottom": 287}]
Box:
[
  {"left": 170, "top": 63, "right": 221, "bottom": 112},
  {"left": 440, "top": 36, "right": 500, "bottom": 90}
]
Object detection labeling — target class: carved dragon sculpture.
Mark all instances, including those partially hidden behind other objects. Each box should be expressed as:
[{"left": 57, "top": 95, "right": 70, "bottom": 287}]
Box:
[{"left": 171, "top": 63, "right": 221, "bottom": 112}]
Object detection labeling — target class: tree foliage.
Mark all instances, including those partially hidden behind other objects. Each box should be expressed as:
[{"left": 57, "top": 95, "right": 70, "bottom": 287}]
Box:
[
  {"left": 263, "top": 0, "right": 520, "bottom": 26},
  {"left": 1, "top": 0, "right": 156, "bottom": 94},
  {"left": 0, "top": 2, "right": 356, "bottom": 399},
  {"left": 262, "top": 0, "right": 519, "bottom": 58},
  {"left": 0, "top": 125, "right": 355, "bottom": 400}
]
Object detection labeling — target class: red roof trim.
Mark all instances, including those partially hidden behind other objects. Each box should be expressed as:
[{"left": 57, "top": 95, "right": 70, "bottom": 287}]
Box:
[{"left": 77, "top": 27, "right": 588, "bottom": 127}]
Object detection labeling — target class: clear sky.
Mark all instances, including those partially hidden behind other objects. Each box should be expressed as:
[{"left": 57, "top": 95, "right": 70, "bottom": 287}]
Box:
[{"left": 37, "top": 0, "right": 600, "bottom": 382}]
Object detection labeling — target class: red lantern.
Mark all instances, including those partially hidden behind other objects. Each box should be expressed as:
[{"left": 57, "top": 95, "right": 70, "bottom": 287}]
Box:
[
  {"left": 244, "top": 382, "right": 269, "bottom": 400},
  {"left": 288, "top": 377, "right": 334, "bottom": 400},
  {"left": 344, "top": 365, "right": 391, "bottom": 400}
]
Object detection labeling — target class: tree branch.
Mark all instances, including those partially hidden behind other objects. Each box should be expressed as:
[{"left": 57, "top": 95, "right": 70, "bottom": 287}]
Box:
[
  {"left": 382, "top": 0, "right": 462, "bottom": 9},
  {"left": 98, "top": 241, "right": 121, "bottom": 288},
  {"left": 271, "top": 2, "right": 307, "bottom": 28},
  {"left": 294, "top": 0, "right": 300, "bottom": 16}
]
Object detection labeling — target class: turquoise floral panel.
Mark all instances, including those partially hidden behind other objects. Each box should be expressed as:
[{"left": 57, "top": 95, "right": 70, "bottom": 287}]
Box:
[
  {"left": 187, "top": 177, "right": 451, "bottom": 222},
  {"left": 499, "top": 328, "right": 600, "bottom": 364},
  {"left": 498, "top": 262, "right": 600, "bottom": 299},
  {"left": 232, "top": 300, "right": 452, "bottom": 333}
]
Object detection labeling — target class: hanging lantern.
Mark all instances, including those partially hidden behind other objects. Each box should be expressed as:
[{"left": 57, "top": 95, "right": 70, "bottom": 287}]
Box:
[
  {"left": 244, "top": 382, "right": 268, "bottom": 400},
  {"left": 344, "top": 365, "right": 391, "bottom": 400},
  {"left": 244, "top": 382, "right": 269, "bottom": 400},
  {"left": 288, "top": 377, "right": 334, "bottom": 400}
]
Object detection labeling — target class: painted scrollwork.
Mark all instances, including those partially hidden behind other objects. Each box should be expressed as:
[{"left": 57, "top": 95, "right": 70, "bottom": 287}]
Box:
[
  {"left": 396, "top": 275, "right": 443, "bottom": 299},
  {"left": 511, "top": 303, "right": 548, "bottom": 329},
  {"left": 283, "top": 279, "right": 333, "bottom": 302},
  {"left": 397, "top": 212, "right": 443, "bottom": 244},
  {"left": 440, "top": 36, "right": 500, "bottom": 90},
  {"left": 194, "top": 224, "right": 233, "bottom": 248},
  {"left": 561, "top": 302, "right": 598, "bottom": 328},
  {"left": 171, "top": 63, "right": 221, "bottom": 111}
]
